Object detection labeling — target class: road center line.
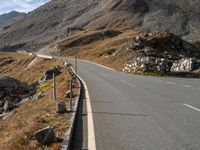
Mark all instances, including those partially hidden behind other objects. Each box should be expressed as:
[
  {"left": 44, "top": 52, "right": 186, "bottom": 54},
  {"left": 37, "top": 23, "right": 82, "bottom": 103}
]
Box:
[
  {"left": 121, "top": 80, "right": 137, "bottom": 87},
  {"left": 180, "top": 84, "right": 192, "bottom": 88},
  {"left": 183, "top": 103, "right": 200, "bottom": 113},
  {"left": 166, "top": 81, "right": 176, "bottom": 85}
]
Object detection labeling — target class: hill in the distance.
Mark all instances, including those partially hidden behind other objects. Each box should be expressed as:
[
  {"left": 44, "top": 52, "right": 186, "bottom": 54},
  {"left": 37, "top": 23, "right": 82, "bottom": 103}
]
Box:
[
  {"left": 0, "top": 11, "right": 26, "bottom": 28},
  {"left": 0, "top": 0, "right": 200, "bottom": 52}
]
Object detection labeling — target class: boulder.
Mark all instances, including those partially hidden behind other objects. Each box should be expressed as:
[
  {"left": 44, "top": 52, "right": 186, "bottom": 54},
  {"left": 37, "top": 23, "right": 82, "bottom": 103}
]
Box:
[
  {"left": 34, "top": 126, "right": 57, "bottom": 145},
  {"left": 0, "top": 76, "right": 31, "bottom": 94},
  {"left": 41, "top": 67, "right": 61, "bottom": 82},
  {"left": 57, "top": 101, "right": 67, "bottom": 114},
  {"left": 0, "top": 77, "right": 19, "bottom": 93}
]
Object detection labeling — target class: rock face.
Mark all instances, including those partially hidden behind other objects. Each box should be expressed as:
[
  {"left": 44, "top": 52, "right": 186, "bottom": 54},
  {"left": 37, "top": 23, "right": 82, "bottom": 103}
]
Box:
[
  {"left": 171, "top": 58, "right": 200, "bottom": 72},
  {"left": 0, "top": 11, "right": 26, "bottom": 28},
  {"left": 123, "top": 32, "right": 200, "bottom": 75},
  {"left": 0, "top": 76, "right": 35, "bottom": 114}
]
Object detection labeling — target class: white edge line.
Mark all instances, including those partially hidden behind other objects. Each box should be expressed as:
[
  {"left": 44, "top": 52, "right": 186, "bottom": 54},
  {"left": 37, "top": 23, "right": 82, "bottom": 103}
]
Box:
[
  {"left": 183, "top": 103, "right": 200, "bottom": 112},
  {"left": 181, "top": 84, "right": 192, "bottom": 88},
  {"left": 77, "top": 73, "right": 97, "bottom": 150},
  {"left": 78, "top": 59, "right": 116, "bottom": 72},
  {"left": 166, "top": 81, "right": 176, "bottom": 85}
]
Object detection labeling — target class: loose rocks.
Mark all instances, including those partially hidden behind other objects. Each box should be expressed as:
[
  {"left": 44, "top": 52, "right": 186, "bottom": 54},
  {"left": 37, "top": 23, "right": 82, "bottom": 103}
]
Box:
[
  {"left": 34, "top": 126, "right": 57, "bottom": 145},
  {"left": 57, "top": 101, "right": 67, "bottom": 114}
]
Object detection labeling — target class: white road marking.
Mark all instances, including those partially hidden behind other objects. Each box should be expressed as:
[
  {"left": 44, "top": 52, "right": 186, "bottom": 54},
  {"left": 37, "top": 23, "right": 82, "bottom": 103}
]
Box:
[
  {"left": 77, "top": 74, "right": 97, "bottom": 150},
  {"left": 180, "top": 84, "right": 192, "bottom": 88},
  {"left": 183, "top": 103, "right": 200, "bottom": 113},
  {"left": 80, "top": 59, "right": 116, "bottom": 72},
  {"left": 121, "top": 80, "right": 137, "bottom": 87},
  {"left": 166, "top": 81, "right": 176, "bottom": 85}
]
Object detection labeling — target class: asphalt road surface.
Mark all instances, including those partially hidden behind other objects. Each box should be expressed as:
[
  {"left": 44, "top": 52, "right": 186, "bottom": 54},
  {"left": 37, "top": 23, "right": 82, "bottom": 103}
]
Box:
[{"left": 68, "top": 58, "right": 200, "bottom": 150}]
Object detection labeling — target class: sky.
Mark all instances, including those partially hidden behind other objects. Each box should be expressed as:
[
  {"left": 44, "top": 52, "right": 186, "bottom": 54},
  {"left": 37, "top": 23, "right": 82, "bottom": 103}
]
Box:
[{"left": 0, "top": 0, "right": 50, "bottom": 15}]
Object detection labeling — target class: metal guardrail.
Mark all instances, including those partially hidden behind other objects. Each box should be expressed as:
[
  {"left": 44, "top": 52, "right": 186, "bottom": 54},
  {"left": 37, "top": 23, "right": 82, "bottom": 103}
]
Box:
[
  {"left": 35, "top": 54, "right": 83, "bottom": 149},
  {"left": 61, "top": 66, "right": 82, "bottom": 150}
]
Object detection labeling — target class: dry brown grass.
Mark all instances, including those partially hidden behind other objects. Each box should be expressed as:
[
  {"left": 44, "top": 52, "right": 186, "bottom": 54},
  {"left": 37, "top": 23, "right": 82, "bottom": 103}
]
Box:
[
  {"left": 0, "top": 52, "right": 64, "bottom": 83},
  {"left": 57, "top": 30, "right": 140, "bottom": 71},
  {"left": 0, "top": 52, "right": 77, "bottom": 149}
]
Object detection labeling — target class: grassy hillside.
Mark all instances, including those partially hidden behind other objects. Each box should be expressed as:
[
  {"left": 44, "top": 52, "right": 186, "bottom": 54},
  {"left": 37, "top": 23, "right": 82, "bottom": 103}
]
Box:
[{"left": 0, "top": 52, "right": 75, "bottom": 149}]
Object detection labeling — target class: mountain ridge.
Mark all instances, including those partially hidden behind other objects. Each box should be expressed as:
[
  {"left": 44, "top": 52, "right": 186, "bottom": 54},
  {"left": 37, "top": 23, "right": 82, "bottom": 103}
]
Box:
[
  {"left": 0, "top": 0, "right": 200, "bottom": 52},
  {"left": 0, "top": 11, "right": 26, "bottom": 28}
]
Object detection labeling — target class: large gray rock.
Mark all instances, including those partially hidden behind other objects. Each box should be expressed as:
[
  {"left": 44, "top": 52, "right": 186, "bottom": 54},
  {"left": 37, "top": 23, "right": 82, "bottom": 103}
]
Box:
[
  {"left": 41, "top": 67, "right": 61, "bottom": 82},
  {"left": 0, "top": 76, "right": 31, "bottom": 94},
  {"left": 171, "top": 58, "right": 200, "bottom": 72},
  {"left": 0, "top": 77, "right": 19, "bottom": 93},
  {"left": 34, "top": 126, "right": 57, "bottom": 145},
  {"left": 57, "top": 101, "right": 67, "bottom": 114}
]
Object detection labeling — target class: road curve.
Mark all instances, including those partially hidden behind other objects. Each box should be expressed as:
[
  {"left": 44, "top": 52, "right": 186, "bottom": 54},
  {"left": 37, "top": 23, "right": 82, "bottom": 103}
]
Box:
[{"left": 68, "top": 58, "right": 200, "bottom": 150}]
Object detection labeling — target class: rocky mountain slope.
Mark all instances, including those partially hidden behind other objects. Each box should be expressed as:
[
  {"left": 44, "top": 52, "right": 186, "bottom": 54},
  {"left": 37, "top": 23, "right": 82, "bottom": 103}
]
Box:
[
  {"left": 0, "top": 0, "right": 200, "bottom": 52},
  {"left": 0, "top": 11, "right": 26, "bottom": 28}
]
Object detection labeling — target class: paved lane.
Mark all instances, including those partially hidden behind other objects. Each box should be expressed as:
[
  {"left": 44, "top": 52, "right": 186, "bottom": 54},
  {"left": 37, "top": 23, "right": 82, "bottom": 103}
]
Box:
[{"left": 69, "top": 58, "right": 200, "bottom": 150}]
